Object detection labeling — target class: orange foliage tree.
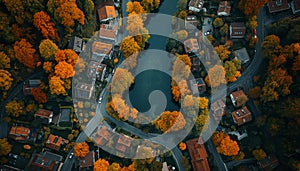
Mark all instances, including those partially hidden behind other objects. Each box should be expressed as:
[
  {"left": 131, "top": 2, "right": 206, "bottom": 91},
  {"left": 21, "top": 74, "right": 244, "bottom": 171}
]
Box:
[
  {"left": 110, "top": 68, "right": 134, "bottom": 95},
  {"left": 205, "top": 65, "right": 226, "bottom": 88},
  {"left": 153, "top": 111, "right": 186, "bottom": 132},
  {"left": 49, "top": 76, "right": 67, "bottom": 96},
  {"left": 33, "top": 11, "right": 60, "bottom": 41},
  {"left": 54, "top": 61, "right": 75, "bottom": 78},
  {"left": 14, "top": 39, "right": 38, "bottom": 69},
  {"left": 126, "top": 1, "right": 145, "bottom": 15},
  {"left": 109, "top": 95, "right": 138, "bottom": 121},
  {"left": 239, "top": 0, "right": 271, "bottom": 16},
  {"left": 55, "top": 49, "right": 79, "bottom": 66},
  {"left": 94, "top": 159, "right": 110, "bottom": 171},
  {"left": 179, "top": 142, "right": 187, "bottom": 151},
  {"left": 212, "top": 132, "right": 240, "bottom": 156},
  {"left": 31, "top": 87, "right": 48, "bottom": 104},
  {"left": 74, "top": 142, "right": 89, "bottom": 158},
  {"left": 172, "top": 80, "right": 191, "bottom": 102},
  {"left": 172, "top": 56, "right": 191, "bottom": 82},
  {"left": 120, "top": 36, "right": 140, "bottom": 59},
  {"left": 43, "top": 62, "right": 53, "bottom": 73}
]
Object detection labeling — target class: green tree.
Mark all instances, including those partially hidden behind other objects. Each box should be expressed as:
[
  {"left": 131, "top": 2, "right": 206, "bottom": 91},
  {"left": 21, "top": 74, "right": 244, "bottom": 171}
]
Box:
[{"left": 213, "top": 18, "right": 224, "bottom": 28}]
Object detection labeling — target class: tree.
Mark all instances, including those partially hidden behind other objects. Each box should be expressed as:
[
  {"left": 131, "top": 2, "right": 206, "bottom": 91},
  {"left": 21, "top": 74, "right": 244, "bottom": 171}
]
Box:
[
  {"left": 252, "top": 149, "right": 267, "bottom": 161},
  {"left": 120, "top": 36, "right": 140, "bottom": 59},
  {"left": 176, "top": 30, "right": 188, "bottom": 41},
  {"left": 127, "top": 1, "right": 145, "bottom": 15},
  {"left": 261, "top": 35, "right": 281, "bottom": 58},
  {"left": 224, "top": 59, "right": 241, "bottom": 83},
  {"left": 236, "top": 93, "right": 249, "bottom": 107},
  {"left": 55, "top": 49, "right": 79, "bottom": 66},
  {"left": 292, "top": 43, "right": 300, "bottom": 71},
  {"left": 172, "top": 56, "right": 191, "bottom": 82},
  {"left": 110, "top": 95, "right": 138, "bottom": 120},
  {"left": 239, "top": 0, "right": 271, "bottom": 16},
  {"left": 216, "top": 134, "right": 240, "bottom": 156},
  {"left": 246, "top": 15, "right": 258, "bottom": 30},
  {"left": 5, "top": 100, "right": 24, "bottom": 117},
  {"left": 212, "top": 131, "right": 227, "bottom": 147},
  {"left": 0, "top": 52, "right": 10, "bottom": 69},
  {"left": 108, "top": 163, "right": 121, "bottom": 171},
  {"left": 153, "top": 111, "right": 186, "bottom": 132},
  {"left": 248, "top": 86, "right": 261, "bottom": 99},
  {"left": 49, "top": 76, "right": 67, "bottom": 96},
  {"left": 94, "top": 159, "right": 110, "bottom": 171},
  {"left": 0, "top": 70, "right": 13, "bottom": 91},
  {"left": 177, "top": 54, "right": 192, "bottom": 67},
  {"left": 205, "top": 65, "right": 226, "bottom": 87},
  {"left": 215, "top": 45, "right": 230, "bottom": 61},
  {"left": 0, "top": 138, "right": 12, "bottom": 156},
  {"left": 179, "top": 142, "right": 187, "bottom": 151},
  {"left": 220, "top": 23, "right": 229, "bottom": 36},
  {"left": 33, "top": 11, "right": 60, "bottom": 41},
  {"left": 198, "top": 97, "right": 209, "bottom": 110},
  {"left": 183, "top": 95, "right": 195, "bottom": 108},
  {"left": 74, "top": 142, "right": 89, "bottom": 158},
  {"left": 43, "top": 62, "right": 53, "bottom": 73},
  {"left": 14, "top": 39, "right": 38, "bottom": 69},
  {"left": 110, "top": 68, "right": 134, "bottom": 95},
  {"left": 2, "top": 0, "right": 29, "bottom": 24},
  {"left": 54, "top": 61, "right": 75, "bottom": 78},
  {"left": 232, "top": 151, "right": 245, "bottom": 160},
  {"left": 141, "top": 0, "right": 160, "bottom": 12},
  {"left": 39, "top": 39, "right": 59, "bottom": 60},
  {"left": 178, "top": 80, "right": 191, "bottom": 96},
  {"left": 195, "top": 111, "right": 210, "bottom": 133},
  {"left": 177, "top": 0, "right": 187, "bottom": 10},
  {"left": 213, "top": 18, "right": 224, "bottom": 28},
  {"left": 31, "top": 88, "right": 48, "bottom": 104}
]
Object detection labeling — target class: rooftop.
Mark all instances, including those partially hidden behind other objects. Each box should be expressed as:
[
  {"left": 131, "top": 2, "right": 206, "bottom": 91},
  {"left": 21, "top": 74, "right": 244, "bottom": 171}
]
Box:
[
  {"left": 35, "top": 109, "right": 53, "bottom": 118},
  {"left": 232, "top": 106, "right": 252, "bottom": 126},
  {"left": 186, "top": 138, "right": 210, "bottom": 171},
  {"left": 9, "top": 126, "right": 30, "bottom": 137},
  {"left": 230, "top": 22, "right": 246, "bottom": 39},
  {"left": 184, "top": 38, "right": 199, "bottom": 53},
  {"left": 98, "top": 5, "right": 117, "bottom": 21},
  {"left": 92, "top": 41, "right": 113, "bottom": 55},
  {"left": 78, "top": 151, "right": 95, "bottom": 170},
  {"left": 234, "top": 48, "right": 250, "bottom": 64},
  {"left": 99, "top": 20, "right": 118, "bottom": 41},
  {"left": 267, "top": 0, "right": 290, "bottom": 13},
  {"left": 46, "top": 134, "right": 68, "bottom": 151},
  {"left": 217, "top": 1, "right": 231, "bottom": 16}
]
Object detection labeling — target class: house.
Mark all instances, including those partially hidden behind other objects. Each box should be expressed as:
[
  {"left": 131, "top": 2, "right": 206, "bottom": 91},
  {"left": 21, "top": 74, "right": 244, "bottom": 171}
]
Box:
[
  {"left": 78, "top": 151, "right": 95, "bottom": 170},
  {"left": 258, "top": 154, "right": 279, "bottom": 171},
  {"left": 291, "top": 0, "right": 300, "bottom": 14},
  {"left": 230, "top": 90, "right": 248, "bottom": 107},
  {"left": 230, "top": 22, "right": 246, "bottom": 39},
  {"left": 188, "top": 0, "right": 204, "bottom": 12},
  {"left": 68, "top": 36, "right": 84, "bottom": 53},
  {"left": 45, "top": 134, "right": 69, "bottom": 151},
  {"left": 202, "top": 17, "right": 213, "bottom": 36},
  {"left": 267, "top": 0, "right": 290, "bottom": 13},
  {"left": 185, "top": 15, "right": 198, "bottom": 31},
  {"left": 190, "top": 56, "right": 201, "bottom": 72},
  {"left": 184, "top": 38, "right": 199, "bottom": 53},
  {"left": 210, "top": 99, "right": 226, "bottom": 122},
  {"left": 93, "top": 126, "right": 113, "bottom": 146},
  {"left": 98, "top": 5, "right": 117, "bottom": 22},
  {"left": 228, "top": 131, "right": 248, "bottom": 141},
  {"left": 9, "top": 126, "right": 30, "bottom": 142},
  {"left": 217, "top": 1, "right": 231, "bottom": 16},
  {"left": 74, "top": 82, "right": 94, "bottom": 100},
  {"left": 29, "top": 151, "right": 63, "bottom": 171},
  {"left": 23, "top": 79, "right": 41, "bottom": 96},
  {"left": 115, "top": 134, "right": 133, "bottom": 154},
  {"left": 232, "top": 106, "right": 252, "bottom": 126},
  {"left": 52, "top": 106, "right": 73, "bottom": 129},
  {"left": 34, "top": 109, "right": 53, "bottom": 125},
  {"left": 87, "top": 61, "right": 107, "bottom": 81},
  {"left": 234, "top": 48, "right": 250, "bottom": 64},
  {"left": 92, "top": 41, "right": 113, "bottom": 61},
  {"left": 189, "top": 78, "right": 206, "bottom": 94},
  {"left": 99, "top": 19, "right": 118, "bottom": 43},
  {"left": 186, "top": 138, "right": 210, "bottom": 171},
  {"left": 96, "top": 63, "right": 107, "bottom": 82}
]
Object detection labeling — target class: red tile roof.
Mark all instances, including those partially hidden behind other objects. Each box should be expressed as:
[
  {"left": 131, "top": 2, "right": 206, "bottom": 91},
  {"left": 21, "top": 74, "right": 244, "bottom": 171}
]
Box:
[
  {"left": 92, "top": 41, "right": 112, "bottom": 55},
  {"left": 46, "top": 134, "right": 68, "bottom": 151},
  {"left": 232, "top": 106, "right": 252, "bottom": 126},
  {"left": 99, "top": 21, "right": 118, "bottom": 41},
  {"left": 217, "top": 1, "right": 231, "bottom": 16},
  {"left": 211, "top": 99, "right": 226, "bottom": 121},
  {"left": 34, "top": 109, "right": 53, "bottom": 118},
  {"left": 9, "top": 126, "right": 30, "bottom": 141},
  {"left": 79, "top": 151, "right": 95, "bottom": 170},
  {"left": 98, "top": 6, "right": 116, "bottom": 21},
  {"left": 186, "top": 138, "right": 210, "bottom": 171}
]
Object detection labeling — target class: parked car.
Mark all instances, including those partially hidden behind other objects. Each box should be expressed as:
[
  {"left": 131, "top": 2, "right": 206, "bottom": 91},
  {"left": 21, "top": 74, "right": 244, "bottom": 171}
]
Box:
[
  {"left": 69, "top": 152, "right": 74, "bottom": 159},
  {"left": 253, "top": 28, "right": 257, "bottom": 38}
]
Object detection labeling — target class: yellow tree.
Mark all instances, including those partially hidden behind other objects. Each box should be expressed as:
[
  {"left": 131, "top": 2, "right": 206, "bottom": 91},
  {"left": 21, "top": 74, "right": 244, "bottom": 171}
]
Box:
[
  {"left": 198, "top": 97, "right": 209, "bottom": 110},
  {"left": 108, "top": 163, "right": 121, "bottom": 171},
  {"left": 153, "top": 111, "right": 186, "bottom": 132},
  {"left": 0, "top": 70, "right": 13, "bottom": 91},
  {"left": 252, "top": 149, "right": 267, "bottom": 160},
  {"left": 74, "top": 142, "right": 89, "bottom": 158},
  {"left": 126, "top": 1, "right": 145, "bottom": 15},
  {"left": 141, "top": 0, "right": 160, "bottom": 12},
  {"left": 5, "top": 100, "right": 24, "bottom": 117},
  {"left": 216, "top": 135, "right": 240, "bottom": 156},
  {"left": 120, "top": 36, "right": 140, "bottom": 59},
  {"left": 172, "top": 56, "right": 191, "bottom": 82},
  {"left": 49, "top": 76, "right": 67, "bottom": 96},
  {"left": 0, "top": 52, "right": 10, "bottom": 69},
  {"left": 205, "top": 65, "right": 226, "bottom": 87},
  {"left": 39, "top": 39, "right": 59, "bottom": 60},
  {"left": 177, "top": 54, "right": 191, "bottom": 67},
  {"left": 110, "top": 68, "right": 134, "bottom": 95},
  {"left": 0, "top": 138, "right": 12, "bottom": 156},
  {"left": 215, "top": 45, "right": 230, "bottom": 61},
  {"left": 94, "top": 159, "right": 110, "bottom": 171}
]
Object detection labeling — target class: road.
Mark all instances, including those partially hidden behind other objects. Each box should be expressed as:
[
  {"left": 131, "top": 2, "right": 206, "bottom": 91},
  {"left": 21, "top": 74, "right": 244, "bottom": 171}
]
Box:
[{"left": 226, "top": 158, "right": 256, "bottom": 169}]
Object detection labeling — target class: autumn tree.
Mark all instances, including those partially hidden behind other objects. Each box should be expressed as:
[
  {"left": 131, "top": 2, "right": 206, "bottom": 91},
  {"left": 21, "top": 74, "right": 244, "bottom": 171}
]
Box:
[
  {"left": 172, "top": 56, "right": 191, "bottom": 82},
  {"left": 213, "top": 18, "right": 224, "bottom": 28},
  {"left": 198, "top": 97, "right": 209, "bottom": 110},
  {"left": 43, "top": 62, "right": 53, "bottom": 73},
  {"left": 5, "top": 100, "right": 24, "bottom": 117},
  {"left": 54, "top": 61, "right": 75, "bottom": 78},
  {"left": 177, "top": 54, "right": 192, "bottom": 67},
  {"left": 172, "top": 80, "right": 191, "bottom": 102},
  {"left": 252, "top": 149, "right": 267, "bottom": 161},
  {"left": 120, "top": 36, "right": 140, "bottom": 59},
  {"left": 127, "top": 1, "right": 145, "bottom": 15},
  {"left": 248, "top": 86, "right": 261, "bottom": 99},
  {"left": 224, "top": 59, "right": 242, "bottom": 83},
  {"left": 49, "top": 76, "right": 67, "bottom": 96},
  {"left": 292, "top": 43, "right": 300, "bottom": 71},
  {"left": 153, "top": 111, "right": 186, "bottom": 132},
  {"left": 246, "top": 15, "right": 258, "bottom": 30},
  {"left": 108, "top": 163, "right": 121, "bottom": 171},
  {"left": 195, "top": 108, "right": 210, "bottom": 133},
  {"left": 215, "top": 45, "right": 230, "bottom": 61},
  {"left": 109, "top": 95, "right": 138, "bottom": 120},
  {"left": 0, "top": 138, "right": 12, "bottom": 156},
  {"left": 177, "top": 0, "right": 187, "bottom": 10},
  {"left": 74, "top": 142, "right": 89, "bottom": 158},
  {"left": 235, "top": 93, "right": 249, "bottom": 107},
  {"left": 179, "top": 142, "right": 187, "bottom": 151},
  {"left": 176, "top": 30, "right": 188, "bottom": 41},
  {"left": 0, "top": 70, "right": 13, "bottom": 91},
  {"left": 205, "top": 65, "right": 226, "bottom": 87},
  {"left": 14, "top": 39, "right": 38, "bottom": 69},
  {"left": 33, "top": 11, "right": 60, "bottom": 41},
  {"left": 212, "top": 132, "right": 240, "bottom": 156},
  {"left": 239, "top": 0, "right": 271, "bottom": 16},
  {"left": 2, "top": 0, "right": 29, "bottom": 24},
  {"left": 220, "top": 23, "right": 229, "bottom": 36},
  {"left": 39, "top": 39, "right": 59, "bottom": 60},
  {"left": 141, "top": 0, "right": 160, "bottom": 12},
  {"left": 31, "top": 88, "right": 48, "bottom": 104},
  {"left": 55, "top": 49, "right": 79, "bottom": 66},
  {"left": 110, "top": 68, "right": 134, "bottom": 95},
  {"left": 232, "top": 151, "right": 245, "bottom": 161},
  {"left": 261, "top": 35, "right": 281, "bottom": 58},
  {"left": 0, "top": 52, "right": 10, "bottom": 69},
  {"left": 94, "top": 159, "right": 110, "bottom": 171}
]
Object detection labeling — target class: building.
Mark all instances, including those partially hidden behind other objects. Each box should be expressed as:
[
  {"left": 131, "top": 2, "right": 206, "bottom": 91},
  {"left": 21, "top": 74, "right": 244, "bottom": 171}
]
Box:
[
  {"left": 68, "top": 36, "right": 84, "bottom": 53},
  {"left": 230, "top": 22, "right": 246, "bottom": 39},
  {"left": 115, "top": 134, "right": 133, "bottom": 154},
  {"left": 258, "top": 154, "right": 279, "bottom": 171},
  {"left": 267, "top": 0, "right": 290, "bottom": 13},
  {"left": 190, "top": 56, "right": 201, "bottom": 72},
  {"left": 92, "top": 41, "right": 113, "bottom": 60},
  {"left": 185, "top": 15, "right": 198, "bottom": 31},
  {"left": 189, "top": 78, "right": 206, "bottom": 94},
  {"left": 23, "top": 79, "right": 41, "bottom": 96},
  {"left": 29, "top": 151, "right": 63, "bottom": 171},
  {"left": 188, "top": 0, "right": 204, "bottom": 12},
  {"left": 87, "top": 61, "right": 107, "bottom": 82},
  {"left": 217, "top": 1, "right": 231, "bottom": 16},
  {"left": 99, "top": 20, "right": 118, "bottom": 43},
  {"left": 74, "top": 82, "right": 94, "bottom": 100},
  {"left": 34, "top": 109, "right": 53, "bottom": 125},
  {"left": 184, "top": 38, "right": 199, "bottom": 53},
  {"left": 230, "top": 90, "right": 248, "bottom": 107},
  {"left": 52, "top": 106, "right": 73, "bottom": 129},
  {"left": 291, "top": 0, "right": 300, "bottom": 14},
  {"left": 202, "top": 17, "right": 213, "bottom": 36},
  {"left": 186, "top": 138, "right": 210, "bottom": 171},
  {"left": 97, "top": 63, "right": 107, "bottom": 82},
  {"left": 93, "top": 126, "right": 113, "bottom": 146},
  {"left": 98, "top": 5, "right": 117, "bottom": 22},
  {"left": 210, "top": 99, "right": 226, "bottom": 122},
  {"left": 232, "top": 106, "right": 252, "bottom": 126},
  {"left": 9, "top": 126, "right": 30, "bottom": 142},
  {"left": 234, "top": 48, "right": 250, "bottom": 64},
  {"left": 46, "top": 134, "right": 69, "bottom": 151},
  {"left": 78, "top": 151, "right": 95, "bottom": 170}
]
